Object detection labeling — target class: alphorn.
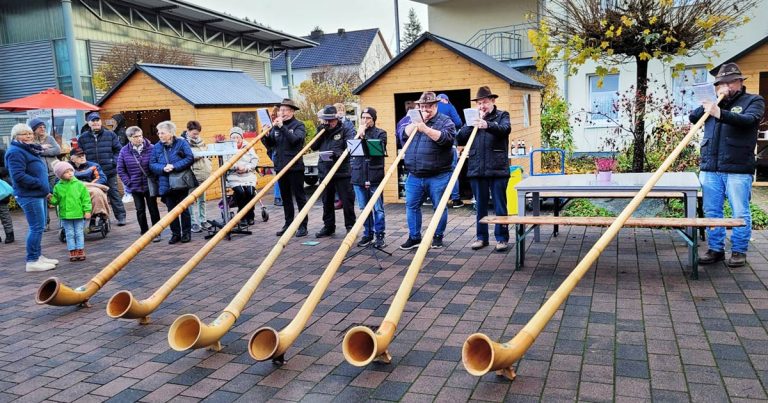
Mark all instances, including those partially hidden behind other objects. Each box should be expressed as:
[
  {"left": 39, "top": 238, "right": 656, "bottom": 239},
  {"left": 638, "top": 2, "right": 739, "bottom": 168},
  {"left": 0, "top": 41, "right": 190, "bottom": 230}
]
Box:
[
  {"left": 106, "top": 129, "right": 327, "bottom": 324},
  {"left": 168, "top": 130, "right": 362, "bottom": 352},
  {"left": 36, "top": 128, "right": 271, "bottom": 307},
  {"left": 343, "top": 125, "right": 480, "bottom": 366},
  {"left": 462, "top": 95, "right": 725, "bottom": 380},
  {"left": 249, "top": 127, "right": 418, "bottom": 363}
]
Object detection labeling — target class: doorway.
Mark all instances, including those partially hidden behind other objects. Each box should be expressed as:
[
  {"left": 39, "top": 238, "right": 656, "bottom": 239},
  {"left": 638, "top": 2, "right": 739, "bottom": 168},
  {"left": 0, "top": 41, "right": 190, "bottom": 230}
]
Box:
[
  {"left": 121, "top": 109, "right": 171, "bottom": 144},
  {"left": 754, "top": 72, "right": 768, "bottom": 182}
]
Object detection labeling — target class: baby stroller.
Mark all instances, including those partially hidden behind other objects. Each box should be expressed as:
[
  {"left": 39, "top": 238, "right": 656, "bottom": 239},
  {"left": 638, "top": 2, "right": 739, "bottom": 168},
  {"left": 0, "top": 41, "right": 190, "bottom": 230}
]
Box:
[{"left": 59, "top": 182, "right": 111, "bottom": 242}]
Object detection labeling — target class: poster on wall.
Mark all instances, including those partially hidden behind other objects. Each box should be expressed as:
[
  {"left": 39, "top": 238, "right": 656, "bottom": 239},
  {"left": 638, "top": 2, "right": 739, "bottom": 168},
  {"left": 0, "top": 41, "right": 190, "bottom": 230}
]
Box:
[{"left": 232, "top": 111, "right": 257, "bottom": 139}]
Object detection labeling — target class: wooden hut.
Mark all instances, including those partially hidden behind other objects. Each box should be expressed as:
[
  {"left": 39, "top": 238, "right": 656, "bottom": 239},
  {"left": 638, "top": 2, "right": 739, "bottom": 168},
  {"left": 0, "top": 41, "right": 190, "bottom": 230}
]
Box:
[
  {"left": 354, "top": 32, "right": 544, "bottom": 203},
  {"left": 98, "top": 63, "right": 281, "bottom": 198}
]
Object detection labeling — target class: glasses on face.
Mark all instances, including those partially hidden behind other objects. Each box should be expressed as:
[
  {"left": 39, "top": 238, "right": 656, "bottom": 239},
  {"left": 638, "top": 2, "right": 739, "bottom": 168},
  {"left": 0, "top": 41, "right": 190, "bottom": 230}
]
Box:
[{"left": 130, "top": 134, "right": 142, "bottom": 138}]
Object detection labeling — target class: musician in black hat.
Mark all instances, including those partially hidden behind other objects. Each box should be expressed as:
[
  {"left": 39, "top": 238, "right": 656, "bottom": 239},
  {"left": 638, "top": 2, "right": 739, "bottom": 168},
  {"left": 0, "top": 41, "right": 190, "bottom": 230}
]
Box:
[
  {"left": 264, "top": 98, "right": 309, "bottom": 237},
  {"left": 457, "top": 86, "right": 511, "bottom": 252},
  {"left": 694, "top": 62, "right": 765, "bottom": 268}
]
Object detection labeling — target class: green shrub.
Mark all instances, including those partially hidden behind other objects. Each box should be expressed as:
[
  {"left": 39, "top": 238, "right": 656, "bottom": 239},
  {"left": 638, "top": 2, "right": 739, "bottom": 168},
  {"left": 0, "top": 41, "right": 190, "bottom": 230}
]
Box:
[
  {"left": 663, "top": 198, "right": 768, "bottom": 230},
  {"left": 303, "top": 120, "right": 317, "bottom": 146},
  {"left": 562, "top": 199, "right": 615, "bottom": 217}
]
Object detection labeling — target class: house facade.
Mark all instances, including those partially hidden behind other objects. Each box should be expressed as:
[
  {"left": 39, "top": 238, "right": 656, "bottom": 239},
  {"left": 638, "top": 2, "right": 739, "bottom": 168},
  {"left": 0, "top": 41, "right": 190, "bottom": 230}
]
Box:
[
  {"left": 414, "top": 0, "right": 768, "bottom": 154},
  {"left": 270, "top": 28, "right": 393, "bottom": 99},
  {"left": 0, "top": 0, "right": 314, "bottom": 145}
]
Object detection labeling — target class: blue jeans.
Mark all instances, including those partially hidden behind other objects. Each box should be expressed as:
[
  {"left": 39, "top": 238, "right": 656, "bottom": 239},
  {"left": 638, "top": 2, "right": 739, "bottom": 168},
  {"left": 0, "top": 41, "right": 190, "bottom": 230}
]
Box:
[
  {"left": 272, "top": 151, "right": 281, "bottom": 200},
  {"left": 405, "top": 171, "right": 450, "bottom": 239},
  {"left": 450, "top": 147, "right": 460, "bottom": 200},
  {"left": 16, "top": 196, "right": 46, "bottom": 262},
  {"left": 354, "top": 184, "right": 385, "bottom": 237},
  {"left": 62, "top": 218, "right": 85, "bottom": 251},
  {"left": 470, "top": 177, "right": 510, "bottom": 242},
  {"left": 699, "top": 171, "right": 752, "bottom": 253},
  {"left": 188, "top": 193, "right": 206, "bottom": 226}
]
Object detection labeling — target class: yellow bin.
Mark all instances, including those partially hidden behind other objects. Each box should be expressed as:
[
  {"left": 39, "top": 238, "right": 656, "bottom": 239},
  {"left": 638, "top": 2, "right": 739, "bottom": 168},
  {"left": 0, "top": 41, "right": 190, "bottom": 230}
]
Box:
[{"left": 506, "top": 166, "right": 523, "bottom": 215}]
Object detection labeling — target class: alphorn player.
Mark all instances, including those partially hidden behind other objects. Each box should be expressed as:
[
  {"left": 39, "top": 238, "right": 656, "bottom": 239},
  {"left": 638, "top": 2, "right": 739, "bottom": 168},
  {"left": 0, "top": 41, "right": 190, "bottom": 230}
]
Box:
[
  {"left": 694, "top": 62, "right": 765, "bottom": 268},
  {"left": 399, "top": 91, "right": 457, "bottom": 250},
  {"left": 263, "top": 98, "right": 309, "bottom": 238},
  {"left": 351, "top": 107, "right": 388, "bottom": 248},
  {"left": 456, "top": 86, "right": 512, "bottom": 252},
  {"left": 312, "top": 105, "right": 356, "bottom": 238}
]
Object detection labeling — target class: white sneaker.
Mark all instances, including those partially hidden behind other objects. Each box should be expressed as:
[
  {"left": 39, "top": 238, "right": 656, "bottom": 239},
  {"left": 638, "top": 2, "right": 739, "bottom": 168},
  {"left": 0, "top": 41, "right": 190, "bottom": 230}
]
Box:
[
  {"left": 38, "top": 256, "right": 59, "bottom": 265},
  {"left": 26, "top": 261, "right": 56, "bottom": 272}
]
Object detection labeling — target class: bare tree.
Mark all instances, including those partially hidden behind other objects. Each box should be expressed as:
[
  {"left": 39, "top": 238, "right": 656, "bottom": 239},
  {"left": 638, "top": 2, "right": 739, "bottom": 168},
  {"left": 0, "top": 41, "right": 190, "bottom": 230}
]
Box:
[
  {"left": 94, "top": 41, "right": 195, "bottom": 92},
  {"left": 531, "top": 0, "right": 757, "bottom": 171}
]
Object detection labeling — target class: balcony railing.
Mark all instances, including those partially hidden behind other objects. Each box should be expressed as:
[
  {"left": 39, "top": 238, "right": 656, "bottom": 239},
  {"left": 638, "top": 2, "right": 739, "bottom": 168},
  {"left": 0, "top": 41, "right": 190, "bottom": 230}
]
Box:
[{"left": 466, "top": 22, "right": 538, "bottom": 62}]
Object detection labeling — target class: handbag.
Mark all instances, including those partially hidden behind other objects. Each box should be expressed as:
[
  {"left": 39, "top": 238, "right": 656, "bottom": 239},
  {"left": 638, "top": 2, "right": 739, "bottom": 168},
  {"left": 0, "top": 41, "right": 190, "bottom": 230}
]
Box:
[
  {"left": 0, "top": 179, "right": 12, "bottom": 200},
  {"left": 163, "top": 147, "right": 197, "bottom": 190},
  {"left": 131, "top": 152, "right": 159, "bottom": 197}
]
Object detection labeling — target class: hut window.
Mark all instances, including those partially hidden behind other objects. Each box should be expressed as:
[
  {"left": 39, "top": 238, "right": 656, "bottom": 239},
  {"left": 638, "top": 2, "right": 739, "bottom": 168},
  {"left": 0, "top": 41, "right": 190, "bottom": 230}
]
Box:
[
  {"left": 588, "top": 74, "right": 619, "bottom": 124},
  {"left": 523, "top": 94, "right": 531, "bottom": 128},
  {"left": 672, "top": 65, "right": 710, "bottom": 120}
]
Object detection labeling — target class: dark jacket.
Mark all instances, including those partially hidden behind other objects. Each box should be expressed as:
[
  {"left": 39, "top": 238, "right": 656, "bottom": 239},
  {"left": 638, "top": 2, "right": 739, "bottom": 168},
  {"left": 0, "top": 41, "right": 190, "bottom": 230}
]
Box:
[
  {"left": 691, "top": 87, "right": 765, "bottom": 174},
  {"left": 311, "top": 122, "right": 355, "bottom": 180},
  {"left": 113, "top": 114, "right": 128, "bottom": 147},
  {"left": 149, "top": 136, "right": 194, "bottom": 196},
  {"left": 456, "top": 106, "right": 512, "bottom": 178},
  {"left": 117, "top": 138, "right": 154, "bottom": 193},
  {"left": 71, "top": 160, "right": 108, "bottom": 186},
  {"left": 0, "top": 148, "right": 7, "bottom": 204},
  {"left": 4, "top": 140, "right": 50, "bottom": 198},
  {"left": 78, "top": 128, "right": 122, "bottom": 177},
  {"left": 351, "top": 126, "right": 387, "bottom": 186},
  {"left": 437, "top": 102, "right": 463, "bottom": 129},
  {"left": 403, "top": 113, "right": 456, "bottom": 177},
  {"left": 263, "top": 117, "right": 306, "bottom": 173}
]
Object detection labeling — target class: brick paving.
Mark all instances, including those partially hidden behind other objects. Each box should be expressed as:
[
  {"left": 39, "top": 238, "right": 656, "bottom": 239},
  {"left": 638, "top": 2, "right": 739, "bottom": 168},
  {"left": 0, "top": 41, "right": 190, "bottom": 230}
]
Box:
[{"left": 0, "top": 194, "right": 767, "bottom": 402}]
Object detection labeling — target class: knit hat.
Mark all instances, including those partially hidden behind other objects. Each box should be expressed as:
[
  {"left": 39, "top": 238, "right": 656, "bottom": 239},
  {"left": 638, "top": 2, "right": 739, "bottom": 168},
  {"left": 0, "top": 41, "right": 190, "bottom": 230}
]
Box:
[
  {"left": 229, "top": 127, "right": 244, "bottom": 139},
  {"left": 361, "top": 107, "right": 377, "bottom": 123},
  {"left": 53, "top": 161, "right": 74, "bottom": 179},
  {"left": 29, "top": 118, "right": 46, "bottom": 131}
]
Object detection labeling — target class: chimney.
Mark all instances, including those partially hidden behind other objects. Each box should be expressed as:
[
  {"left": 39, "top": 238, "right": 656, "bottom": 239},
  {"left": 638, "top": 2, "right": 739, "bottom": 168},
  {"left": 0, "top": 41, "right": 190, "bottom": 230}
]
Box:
[
  {"left": 310, "top": 28, "right": 323, "bottom": 39},
  {"left": 337, "top": 28, "right": 345, "bottom": 36}
]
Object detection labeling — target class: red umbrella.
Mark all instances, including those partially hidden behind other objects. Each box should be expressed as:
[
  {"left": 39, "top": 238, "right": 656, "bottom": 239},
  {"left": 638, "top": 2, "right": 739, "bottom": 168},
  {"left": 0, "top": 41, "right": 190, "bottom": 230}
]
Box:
[{"left": 0, "top": 88, "right": 99, "bottom": 112}]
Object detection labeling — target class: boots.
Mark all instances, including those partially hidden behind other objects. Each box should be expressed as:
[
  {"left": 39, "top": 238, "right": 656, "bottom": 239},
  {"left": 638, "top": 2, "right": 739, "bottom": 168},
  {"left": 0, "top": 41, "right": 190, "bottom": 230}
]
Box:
[
  {"left": 4, "top": 232, "right": 13, "bottom": 243},
  {"left": 78, "top": 249, "right": 86, "bottom": 261},
  {"left": 69, "top": 250, "right": 78, "bottom": 262},
  {"left": 374, "top": 232, "right": 386, "bottom": 248}
]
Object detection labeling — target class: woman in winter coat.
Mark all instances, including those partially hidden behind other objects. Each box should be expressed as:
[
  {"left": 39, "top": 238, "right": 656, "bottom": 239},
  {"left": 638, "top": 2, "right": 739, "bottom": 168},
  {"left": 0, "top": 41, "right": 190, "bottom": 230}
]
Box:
[
  {"left": 150, "top": 120, "right": 194, "bottom": 244},
  {"left": 185, "top": 121, "right": 212, "bottom": 233},
  {"left": 118, "top": 126, "right": 161, "bottom": 240},
  {"left": 30, "top": 118, "right": 61, "bottom": 230},
  {"left": 227, "top": 127, "right": 259, "bottom": 225},
  {"left": 5, "top": 124, "right": 58, "bottom": 272}
]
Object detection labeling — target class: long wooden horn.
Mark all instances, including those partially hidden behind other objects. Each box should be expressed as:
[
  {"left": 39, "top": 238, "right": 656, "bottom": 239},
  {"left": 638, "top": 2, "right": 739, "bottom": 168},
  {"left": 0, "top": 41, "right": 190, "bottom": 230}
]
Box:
[
  {"left": 167, "top": 130, "right": 362, "bottom": 352},
  {"left": 36, "top": 128, "right": 271, "bottom": 307},
  {"left": 342, "top": 126, "right": 480, "bottom": 366},
  {"left": 249, "top": 127, "right": 418, "bottom": 363},
  {"left": 106, "top": 129, "right": 327, "bottom": 323},
  {"left": 462, "top": 95, "right": 724, "bottom": 380}
]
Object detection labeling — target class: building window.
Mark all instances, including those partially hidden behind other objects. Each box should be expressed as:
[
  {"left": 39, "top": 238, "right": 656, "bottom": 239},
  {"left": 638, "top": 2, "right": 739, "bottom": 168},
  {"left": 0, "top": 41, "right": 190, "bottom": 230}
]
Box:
[
  {"left": 54, "top": 39, "right": 95, "bottom": 103},
  {"left": 523, "top": 93, "right": 531, "bottom": 128},
  {"left": 281, "top": 74, "right": 294, "bottom": 88},
  {"left": 672, "top": 66, "right": 710, "bottom": 118},
  {"left": 588, "top": 74, "right": 620, "bottom": 124}
]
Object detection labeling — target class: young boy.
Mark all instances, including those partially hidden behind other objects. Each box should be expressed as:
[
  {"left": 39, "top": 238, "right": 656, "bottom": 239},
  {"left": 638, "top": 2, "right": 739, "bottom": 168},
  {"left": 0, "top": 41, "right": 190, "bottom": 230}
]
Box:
[{"left": 49, "top": 161, "right": 92, "bottom": 261}]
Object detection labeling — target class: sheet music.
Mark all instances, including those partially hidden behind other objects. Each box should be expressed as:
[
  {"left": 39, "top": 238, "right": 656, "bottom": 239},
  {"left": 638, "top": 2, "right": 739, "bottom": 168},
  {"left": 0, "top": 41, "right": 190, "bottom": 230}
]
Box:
[
  {"left": 463, "top": 109, "right": 479, "bottom": 126},
  {"left": 693, "top": 83, "right": 717, "bottom": 105},
  {"left": 257, "top": 108, "right": 272, "bottom": 129},
  {"left": 407, "top": 109, "right": 423, "bottom": 124}
]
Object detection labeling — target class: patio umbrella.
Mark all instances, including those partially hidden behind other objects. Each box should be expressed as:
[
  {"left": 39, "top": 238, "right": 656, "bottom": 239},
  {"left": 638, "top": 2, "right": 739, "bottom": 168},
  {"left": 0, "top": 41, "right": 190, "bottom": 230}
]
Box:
[{"left": 0, "top": 88, "right": 99, "bottom": 141}]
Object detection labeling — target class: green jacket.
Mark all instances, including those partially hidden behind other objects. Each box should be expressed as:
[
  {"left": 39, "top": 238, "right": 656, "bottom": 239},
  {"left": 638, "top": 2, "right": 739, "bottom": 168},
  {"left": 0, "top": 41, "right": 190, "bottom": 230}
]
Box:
[{"left": 50, "top": 178, "right": 92, "bottom": 219}]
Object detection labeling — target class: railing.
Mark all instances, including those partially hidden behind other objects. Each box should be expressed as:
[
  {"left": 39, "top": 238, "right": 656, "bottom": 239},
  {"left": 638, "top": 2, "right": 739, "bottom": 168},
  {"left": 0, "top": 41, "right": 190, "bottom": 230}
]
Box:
[{"left": 466, "top": 22, "right": 538, "bottom": 62}]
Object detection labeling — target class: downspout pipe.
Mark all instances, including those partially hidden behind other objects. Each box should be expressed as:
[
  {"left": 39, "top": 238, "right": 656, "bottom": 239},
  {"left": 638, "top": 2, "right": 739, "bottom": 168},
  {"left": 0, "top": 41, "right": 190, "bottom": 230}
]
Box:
[{"left": 61, "top": 0, "right": 85, "bottom": 128}]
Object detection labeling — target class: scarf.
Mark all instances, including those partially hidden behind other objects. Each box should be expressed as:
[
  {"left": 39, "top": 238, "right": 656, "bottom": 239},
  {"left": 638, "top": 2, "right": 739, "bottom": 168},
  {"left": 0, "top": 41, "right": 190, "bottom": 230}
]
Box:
[
  {"left": 12, "top": 140, "right": 44, "bottom": 155},
  {"left": 132, "top": 142, "right": 144, "bottom": 155},
  {"left": 188, "top": 137, "right": 204, "bottom": 147}
]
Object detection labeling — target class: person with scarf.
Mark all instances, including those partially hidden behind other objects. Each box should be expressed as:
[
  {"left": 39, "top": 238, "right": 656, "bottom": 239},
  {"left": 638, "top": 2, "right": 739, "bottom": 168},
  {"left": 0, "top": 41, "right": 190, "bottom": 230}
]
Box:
[
  {"left": 185, "top": 121, "right": 212, "bottom": 233},
  {"left": 118, "top": 126, "right": 161, "bottom": 241},
  {"left": 227, "top": 127, "right": 259, "bottom": 225},
  {"left": 4, "top": 123, "right": 58, "bottom": 272},
  {"left": 30, "top": 118, "right": 61, "bottom": 230}
]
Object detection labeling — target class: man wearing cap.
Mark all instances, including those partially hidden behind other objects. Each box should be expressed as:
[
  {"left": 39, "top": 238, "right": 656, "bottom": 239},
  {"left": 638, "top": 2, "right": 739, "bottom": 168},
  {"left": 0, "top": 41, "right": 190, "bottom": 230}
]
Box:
[
  {"left": 400, "top": 91, "right": 457, "bottom": 250},
  {"left": 437, "top": 94, "right": 465, "bottom": 208},
  {"left": 78, "top": 112, "right": 126, "bottom": 225},
  {"left": 264, "top": 99, "right": 309, "bottom": 237},
  {"left": 69, "top": 148, "right": 108, "bottom": 186},
  {"left": 693, "top": 62, "right": 765, "bottom": 268},
  {"left": 351, "top": 107, "right": 388, "bottom": 248},
  {"left": 457, "top": 86, "right": 512, "bottom": 252},
  {"left": 311, "top": 105, "right": 356, "bottom": 238}
]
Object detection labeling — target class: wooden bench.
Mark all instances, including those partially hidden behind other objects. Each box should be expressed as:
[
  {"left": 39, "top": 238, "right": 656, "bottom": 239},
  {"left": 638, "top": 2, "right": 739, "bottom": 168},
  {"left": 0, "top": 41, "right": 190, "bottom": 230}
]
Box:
[
  {"left": 480, "top": 216, "right": 744, "bottom": 280},
  {"left": 528, "top": 191, "right": 705, "bottom": 238}
]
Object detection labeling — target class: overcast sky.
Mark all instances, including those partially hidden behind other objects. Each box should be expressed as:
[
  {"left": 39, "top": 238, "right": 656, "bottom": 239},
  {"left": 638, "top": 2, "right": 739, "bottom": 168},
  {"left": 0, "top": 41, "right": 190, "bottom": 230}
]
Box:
[{"left": 185, "top": 0, "right": 429, "bottom": 53}]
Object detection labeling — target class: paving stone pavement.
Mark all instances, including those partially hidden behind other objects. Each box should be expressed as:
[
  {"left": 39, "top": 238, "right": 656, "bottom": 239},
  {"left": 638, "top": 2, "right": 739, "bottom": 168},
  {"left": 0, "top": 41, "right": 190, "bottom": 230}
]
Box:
[{"left": 0, "top": 195, "right": 767, "bottom": 402}]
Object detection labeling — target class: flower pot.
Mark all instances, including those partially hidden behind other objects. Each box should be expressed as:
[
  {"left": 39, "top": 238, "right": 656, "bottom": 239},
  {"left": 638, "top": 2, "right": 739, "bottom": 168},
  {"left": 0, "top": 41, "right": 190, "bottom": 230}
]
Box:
[{"left": 597, "top": 170, "right": 612, "bottom": 183}]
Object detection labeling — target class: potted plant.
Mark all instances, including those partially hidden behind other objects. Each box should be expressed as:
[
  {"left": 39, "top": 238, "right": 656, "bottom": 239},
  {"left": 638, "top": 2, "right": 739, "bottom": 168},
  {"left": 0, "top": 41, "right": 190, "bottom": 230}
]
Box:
[{"left": 595, "top": 157, "right": 617, "bottom": 182}]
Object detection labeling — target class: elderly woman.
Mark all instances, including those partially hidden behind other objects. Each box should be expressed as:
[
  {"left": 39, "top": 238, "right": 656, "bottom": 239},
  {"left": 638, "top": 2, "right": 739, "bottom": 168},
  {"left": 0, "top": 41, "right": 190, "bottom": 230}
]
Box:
[
  {"left": 30, "top": 118, "right": 61, "bottom": 230},
  {"left": 118, "top": 126, "right": 161, "bottom": 241},
  {"left": 4, "top": 124, "right": 58, "bottom": 272},
  {"left": 185, "top": 121, "right": 212, "bottom": 233},
  {"left": 150, "top": 121, "right": 194, "bottom": 244},
  {"left": 228, "top": 127, "right": 259, "bottom": 225}
]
